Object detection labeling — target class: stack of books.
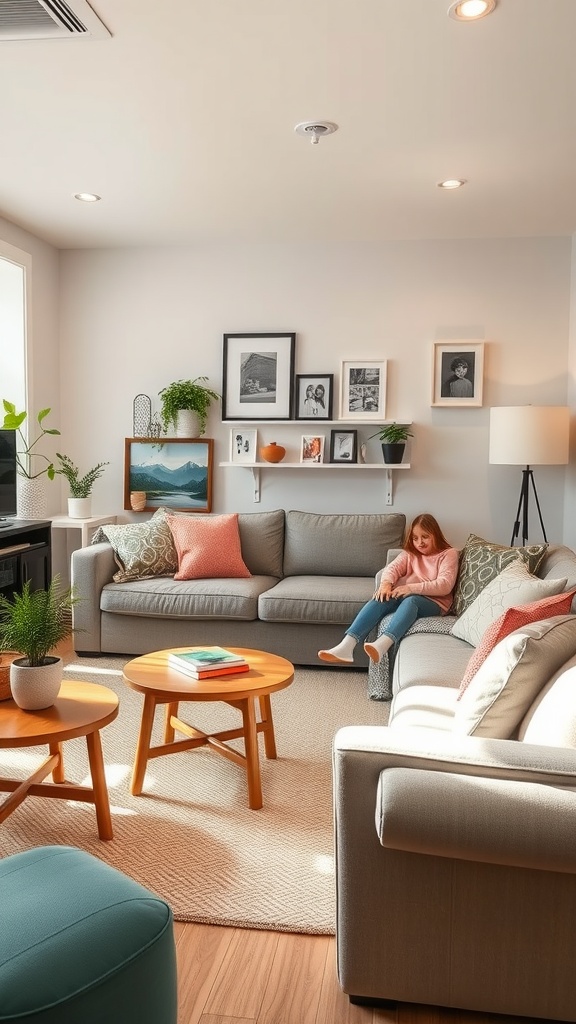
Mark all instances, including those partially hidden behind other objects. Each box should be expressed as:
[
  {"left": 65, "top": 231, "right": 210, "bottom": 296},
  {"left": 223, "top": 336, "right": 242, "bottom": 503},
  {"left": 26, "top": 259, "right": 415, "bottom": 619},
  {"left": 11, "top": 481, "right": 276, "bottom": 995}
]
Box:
[{"left": 168, "top": 647, "right": 249, "bottom": 680}]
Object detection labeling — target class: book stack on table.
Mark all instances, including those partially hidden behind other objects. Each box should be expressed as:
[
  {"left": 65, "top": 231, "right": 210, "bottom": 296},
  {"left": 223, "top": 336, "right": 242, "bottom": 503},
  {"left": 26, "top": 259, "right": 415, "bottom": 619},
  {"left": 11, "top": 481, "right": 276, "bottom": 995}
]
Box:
[{"left": 168, "top": 647, "right": 249, "bottom": 680}]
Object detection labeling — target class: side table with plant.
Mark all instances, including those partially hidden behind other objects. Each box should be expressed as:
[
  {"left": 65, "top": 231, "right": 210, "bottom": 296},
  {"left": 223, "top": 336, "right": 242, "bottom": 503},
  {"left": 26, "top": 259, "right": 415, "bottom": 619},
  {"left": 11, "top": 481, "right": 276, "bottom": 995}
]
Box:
[
  {"left": 56, "top": 453, "right": 109, "bottom": 519},
  {"left": 158, "top": 377, "right": 220, "bottom": 437},
  {"left": 368, "top": 422, "right": 414, "bottom": 464}
]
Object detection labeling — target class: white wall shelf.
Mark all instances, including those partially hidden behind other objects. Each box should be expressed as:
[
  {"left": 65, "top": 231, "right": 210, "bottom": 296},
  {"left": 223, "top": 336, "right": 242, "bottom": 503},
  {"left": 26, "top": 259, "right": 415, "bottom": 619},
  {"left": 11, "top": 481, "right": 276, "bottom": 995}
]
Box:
[{"left": 218, "top": 462, "right": 410, "bottom": 504}]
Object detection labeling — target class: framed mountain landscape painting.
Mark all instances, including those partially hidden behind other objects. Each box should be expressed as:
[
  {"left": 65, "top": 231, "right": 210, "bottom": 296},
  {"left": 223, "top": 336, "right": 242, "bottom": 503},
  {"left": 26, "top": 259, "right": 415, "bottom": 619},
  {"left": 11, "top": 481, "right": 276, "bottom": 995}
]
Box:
[{"left": 124, "top": 438, "right": 214, "bottom": 512}]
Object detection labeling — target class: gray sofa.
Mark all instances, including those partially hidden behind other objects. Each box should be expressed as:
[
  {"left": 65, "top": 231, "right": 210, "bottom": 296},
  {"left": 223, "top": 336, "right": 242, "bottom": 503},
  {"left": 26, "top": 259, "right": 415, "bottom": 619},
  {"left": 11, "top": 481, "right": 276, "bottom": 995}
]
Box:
[
  {"left": 334, "top": 543, "right": 576, "bottom": 1021},
  {"left": 71, "top": 509, "right": 406, "bottom": 665}
]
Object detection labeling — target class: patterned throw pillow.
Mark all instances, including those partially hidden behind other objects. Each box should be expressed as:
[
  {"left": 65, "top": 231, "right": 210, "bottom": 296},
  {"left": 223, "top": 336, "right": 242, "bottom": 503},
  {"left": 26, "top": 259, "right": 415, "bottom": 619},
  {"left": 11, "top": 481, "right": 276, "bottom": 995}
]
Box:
[
  {"left": 166, "top": 512, "right": 251, "bottom": 580},
  {"left": 99, "top": 519, "right": 177, "bottom": 583},
  {"left": 450, "top": 534, "right": 548, "bottom": 617},
  {"left": 458, "top": 588, "right": 576, "bottom": 696}
]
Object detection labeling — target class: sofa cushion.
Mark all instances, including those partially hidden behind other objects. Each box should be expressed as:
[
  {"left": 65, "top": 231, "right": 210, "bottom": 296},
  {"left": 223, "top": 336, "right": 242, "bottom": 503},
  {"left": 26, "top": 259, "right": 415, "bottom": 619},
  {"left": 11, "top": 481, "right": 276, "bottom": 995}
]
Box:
[
  {"left": 166, "top": 512, "right": 251, "bottom": 580},
  {"left": 98, "top": 519, "right": 177, "bottom": 583},
  {"left": 153, "top": 507, "right": 284, "bottom": 578},
  {"left": 258, "top": 575, "right": 375, "bottom": 624},
  {"left": 459, "top": 589, "right": 576, "bottom": 695},
  {"left": 451, "top": 561, "right": 568, "bottom": 647},
  {"left": 518, "top": 654, "right": 576, "bottom": 748},
  {"left": 389, "top": 684, "right": 458, "bottom": 731},
  {"left": 100, "top": 575, "right": 277, "bottom": 620},
  {"left": 282, "top": 511, "right": 406, "bottom": 578},
  {"left": 450, "top": 534, "right": 548, "bottom": 616},
  {"left": 453, "top": 615, "right": 576, "bottom": 739}
]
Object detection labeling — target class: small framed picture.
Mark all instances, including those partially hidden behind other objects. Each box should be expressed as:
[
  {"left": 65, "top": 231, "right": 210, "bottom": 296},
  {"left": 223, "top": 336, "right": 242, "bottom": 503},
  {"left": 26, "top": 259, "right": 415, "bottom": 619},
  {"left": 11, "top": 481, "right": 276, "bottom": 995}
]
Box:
[
  {"left": 432, "top": 341, "right": 485, "bottom": 407},
  {"left": 340, "top": 360, "right": 387, "bottom": 419},
  {"left": 300, "top": 435, "right": 325, "bottom": 463},
  {"left": 294, "top": 374, "right": 334, "bottom": 420},
  {"left": 329, "top": 429, "right": 358, "bottom": 464},
  {"left": 230, "top": 428, "right": 257, "bottom": 463},
  {"left": 124, "top": 438, "right": 213, "bottom": 513},
  {"left": 222, "top": 332, "right": 296, "bottom": 420}
]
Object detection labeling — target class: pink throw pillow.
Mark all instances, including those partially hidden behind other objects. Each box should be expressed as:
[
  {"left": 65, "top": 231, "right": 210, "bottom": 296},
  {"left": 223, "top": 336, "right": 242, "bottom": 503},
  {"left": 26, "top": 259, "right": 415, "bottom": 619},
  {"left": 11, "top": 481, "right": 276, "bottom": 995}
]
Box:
[
  {"left": 458, "top": 588, "right": 576, "bottom": 698},
  {"left": 166, "top": 513, "right": 251, "bottom": 580}
]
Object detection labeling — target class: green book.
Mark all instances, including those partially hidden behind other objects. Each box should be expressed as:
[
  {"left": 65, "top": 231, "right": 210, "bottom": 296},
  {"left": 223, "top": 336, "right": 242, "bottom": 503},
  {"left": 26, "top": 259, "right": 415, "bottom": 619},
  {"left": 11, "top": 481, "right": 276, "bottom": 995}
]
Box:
[{"left": 168, "top": 647, "right": 245, "bottom": 669}]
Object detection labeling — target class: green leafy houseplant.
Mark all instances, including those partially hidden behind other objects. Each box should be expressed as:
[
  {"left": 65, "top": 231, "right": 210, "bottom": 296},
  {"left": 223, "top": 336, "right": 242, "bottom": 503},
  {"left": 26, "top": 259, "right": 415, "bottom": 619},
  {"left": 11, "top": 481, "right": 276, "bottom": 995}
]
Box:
[
  {"left": 158, "top": 377, "right": 220, "bottom": 436},
  {"left": 56, "top": 453, "right": 109, "bottom": 498},
  {"left": 368, "top": 422, "right": 414, "bottom": 444},
  {"left": 0, "top": 576, "right": 77, "bottom": 667},
  {"left": 1, "top": 400, "right": 60, "bottom": 479}
]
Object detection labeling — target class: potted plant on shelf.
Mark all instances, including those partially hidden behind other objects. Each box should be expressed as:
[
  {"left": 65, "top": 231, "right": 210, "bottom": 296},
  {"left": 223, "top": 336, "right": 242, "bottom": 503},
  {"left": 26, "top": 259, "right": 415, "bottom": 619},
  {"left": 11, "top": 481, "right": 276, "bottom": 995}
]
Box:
[
  {"left": 56, "top": 453, "right": 109, "bottom": 519},
  {"left": 2, "top": 400, "right": 60, "bottom": 519},
  {"left": 158, "top": 377, "right": 220, "bottom": 437},
  {"left": 0, "top": 575, "right": 78, "bottom": 710},
  {"left": 368, "top": 422, "right": 413, "bottom": 464}
]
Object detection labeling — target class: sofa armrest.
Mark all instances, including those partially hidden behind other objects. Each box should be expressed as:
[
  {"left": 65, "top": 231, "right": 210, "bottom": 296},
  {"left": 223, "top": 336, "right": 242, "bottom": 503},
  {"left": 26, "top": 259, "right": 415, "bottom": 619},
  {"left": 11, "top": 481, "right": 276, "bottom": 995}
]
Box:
[{"left": 71, "top": 542, "right": 116, "bottom": 653}]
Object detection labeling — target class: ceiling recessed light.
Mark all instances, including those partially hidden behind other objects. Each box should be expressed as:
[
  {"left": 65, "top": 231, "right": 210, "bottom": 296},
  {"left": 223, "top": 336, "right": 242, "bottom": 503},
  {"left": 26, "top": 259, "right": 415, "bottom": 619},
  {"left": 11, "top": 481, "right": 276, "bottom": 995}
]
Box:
[
  {"left": 448, "top": 0, "right": 496, "bottom": 21},
  {"left": 437, "top": 179, "right": 467, "bottom": 189},
  {"left": 73, "top": 192, "right": 101, "bottom": 202},
  {"left": 294, "top": 121, "right": 339, "bottom": 145}
]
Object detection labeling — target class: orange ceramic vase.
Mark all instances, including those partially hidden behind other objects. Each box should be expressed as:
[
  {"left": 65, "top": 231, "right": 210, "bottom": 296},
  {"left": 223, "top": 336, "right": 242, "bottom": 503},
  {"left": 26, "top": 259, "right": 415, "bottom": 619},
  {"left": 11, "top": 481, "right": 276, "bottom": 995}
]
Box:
[{"left": 260, "top": 441, "right": 286, "bottom": 463}]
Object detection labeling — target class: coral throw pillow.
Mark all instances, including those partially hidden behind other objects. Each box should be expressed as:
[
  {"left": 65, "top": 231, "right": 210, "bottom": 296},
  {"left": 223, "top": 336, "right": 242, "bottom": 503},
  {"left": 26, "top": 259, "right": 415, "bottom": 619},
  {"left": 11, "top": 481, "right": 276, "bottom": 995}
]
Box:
[
  {"left": 458, "top": 588, "right": 576, "bottom": 697},
  {"left": 166, "top": 513, "right": 251, "bottom": 580}
]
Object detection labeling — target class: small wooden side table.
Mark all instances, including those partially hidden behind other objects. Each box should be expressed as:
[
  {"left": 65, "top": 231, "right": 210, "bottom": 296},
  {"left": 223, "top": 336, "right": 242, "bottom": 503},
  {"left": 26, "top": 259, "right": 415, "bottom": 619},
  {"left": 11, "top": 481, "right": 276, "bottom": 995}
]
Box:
[{"left": 0, "top": 681, "right": 119, "bottom": 840}]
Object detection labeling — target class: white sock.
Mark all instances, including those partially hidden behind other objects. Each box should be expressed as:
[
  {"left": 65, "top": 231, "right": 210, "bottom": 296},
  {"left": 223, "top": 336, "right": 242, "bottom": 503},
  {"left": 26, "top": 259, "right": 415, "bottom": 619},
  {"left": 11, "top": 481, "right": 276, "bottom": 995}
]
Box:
[
  {"left": 364, "top": 634, "right": 394, "bottom": 664},
  {"left": 318, "top": 635, "right": 357, "bottom": 664}
]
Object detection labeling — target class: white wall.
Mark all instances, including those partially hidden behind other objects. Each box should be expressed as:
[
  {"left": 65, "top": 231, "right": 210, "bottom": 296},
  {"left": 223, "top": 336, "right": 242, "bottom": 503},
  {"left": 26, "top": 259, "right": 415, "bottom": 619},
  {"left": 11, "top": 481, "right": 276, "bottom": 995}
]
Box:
[{"left": 58, "top": 237, "right": 572, "bottom": 548}]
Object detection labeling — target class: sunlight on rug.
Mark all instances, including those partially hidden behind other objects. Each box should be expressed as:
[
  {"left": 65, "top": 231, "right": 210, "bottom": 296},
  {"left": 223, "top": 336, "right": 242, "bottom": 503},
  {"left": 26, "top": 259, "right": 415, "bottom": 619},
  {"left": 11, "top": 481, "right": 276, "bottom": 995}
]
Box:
[{"left": 0, "top": 654, "right": 388, "bottom": 934}]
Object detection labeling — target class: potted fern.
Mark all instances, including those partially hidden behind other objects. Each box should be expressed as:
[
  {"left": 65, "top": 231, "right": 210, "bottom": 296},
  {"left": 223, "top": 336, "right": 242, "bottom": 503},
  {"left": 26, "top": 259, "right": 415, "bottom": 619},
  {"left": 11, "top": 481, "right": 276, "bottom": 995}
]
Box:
[
  {"left": 158, "top": 377, "right": 220, "bottom": 437},
  {"left": 2, "top": 400, "right": 60, "bottom": 519},
  {"left": 368, "top": 423, "right": 414, "bottom": 464},
  {"left": 0, "top": 576, "right": 77, "bottom": 710},
  {"left": 56, "top": 453, "right": 109, "bottom": 519}
]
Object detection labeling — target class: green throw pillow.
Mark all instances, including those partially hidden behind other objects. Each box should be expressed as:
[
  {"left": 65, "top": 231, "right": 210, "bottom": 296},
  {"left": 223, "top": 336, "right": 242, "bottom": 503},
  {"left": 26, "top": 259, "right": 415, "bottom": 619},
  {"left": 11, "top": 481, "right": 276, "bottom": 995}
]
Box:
[
  {"left": 450, "top": 534, "right": 548, "bottom": 617},
  {"left": 98, "top": 518, "right": 177, "bottom": 583}
]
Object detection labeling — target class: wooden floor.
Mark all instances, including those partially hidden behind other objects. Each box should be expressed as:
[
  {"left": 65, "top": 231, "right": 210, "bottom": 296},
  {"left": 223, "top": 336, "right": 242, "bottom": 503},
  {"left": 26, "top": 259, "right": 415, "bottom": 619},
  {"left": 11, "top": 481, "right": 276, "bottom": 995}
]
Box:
[{"left": 173, "top": 922, "right": 541, "bottom": 1024}]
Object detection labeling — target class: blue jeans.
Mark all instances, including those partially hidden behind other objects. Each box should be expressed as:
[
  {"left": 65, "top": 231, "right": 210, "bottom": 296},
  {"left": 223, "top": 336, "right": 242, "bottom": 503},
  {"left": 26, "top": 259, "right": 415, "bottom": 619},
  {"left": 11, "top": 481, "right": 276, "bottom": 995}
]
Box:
[{"left": 346, "top": 594, "right": 441, "bottom": 645}]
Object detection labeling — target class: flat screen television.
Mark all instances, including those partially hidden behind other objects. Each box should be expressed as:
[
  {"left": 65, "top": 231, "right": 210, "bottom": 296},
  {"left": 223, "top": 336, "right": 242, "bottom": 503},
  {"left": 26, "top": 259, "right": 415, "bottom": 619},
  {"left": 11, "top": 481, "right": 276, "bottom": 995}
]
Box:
[{"left": 0, "top": 429, "right": 17, "bottom": 523}]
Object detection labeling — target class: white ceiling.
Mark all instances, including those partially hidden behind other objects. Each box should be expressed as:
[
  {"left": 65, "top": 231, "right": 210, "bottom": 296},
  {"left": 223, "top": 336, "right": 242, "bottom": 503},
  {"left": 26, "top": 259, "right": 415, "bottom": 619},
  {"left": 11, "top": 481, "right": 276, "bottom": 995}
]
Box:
[{"left": 1, "top": 0, "right": 576, "bottom": 250}]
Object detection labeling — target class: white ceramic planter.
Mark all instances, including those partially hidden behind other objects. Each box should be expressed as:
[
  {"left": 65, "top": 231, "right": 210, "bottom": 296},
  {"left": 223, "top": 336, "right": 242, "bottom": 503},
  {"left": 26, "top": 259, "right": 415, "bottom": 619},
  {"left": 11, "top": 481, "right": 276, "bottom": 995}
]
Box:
[
  {"left": 175, "top": 410, "right": 201, "bottom": 437},
  {"left": 10, "top": 656, "right": 63, "bottom": 710},
  {"left": 17, "top": 476, "right": 47, "bottom": 520},
  {"left": 68, "top": 497, "right": 92, "bottom": 519}
]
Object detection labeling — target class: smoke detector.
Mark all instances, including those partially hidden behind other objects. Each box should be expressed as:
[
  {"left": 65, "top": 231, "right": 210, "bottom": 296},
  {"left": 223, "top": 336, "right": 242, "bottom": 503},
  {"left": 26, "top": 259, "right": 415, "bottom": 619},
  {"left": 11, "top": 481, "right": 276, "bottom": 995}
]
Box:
[{"left": 294, "top": 121, "right": 339, "bottom": 145}]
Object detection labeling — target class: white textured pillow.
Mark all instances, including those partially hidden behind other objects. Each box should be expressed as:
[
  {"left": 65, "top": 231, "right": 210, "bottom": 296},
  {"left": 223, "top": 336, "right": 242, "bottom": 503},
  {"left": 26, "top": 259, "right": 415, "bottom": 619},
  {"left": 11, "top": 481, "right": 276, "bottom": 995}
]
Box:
[
  {"left": 453, "top": 615, "right": 576, "bottom": 738},
  {"left": 451, "top": 560, "right": 567, "bottom": 648}
]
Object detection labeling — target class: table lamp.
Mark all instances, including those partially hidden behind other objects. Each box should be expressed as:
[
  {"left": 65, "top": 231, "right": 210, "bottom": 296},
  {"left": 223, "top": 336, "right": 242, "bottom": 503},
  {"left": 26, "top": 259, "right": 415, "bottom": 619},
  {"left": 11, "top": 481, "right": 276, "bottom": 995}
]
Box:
[{"left": 489, "top": 405, "right": 570, "bottom": 546}]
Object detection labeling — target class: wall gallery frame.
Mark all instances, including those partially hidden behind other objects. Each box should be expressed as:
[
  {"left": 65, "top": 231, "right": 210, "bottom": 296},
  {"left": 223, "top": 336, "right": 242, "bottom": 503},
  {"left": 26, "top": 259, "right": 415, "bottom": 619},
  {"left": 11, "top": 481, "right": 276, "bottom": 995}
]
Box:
[
  {"left": 329, "top": 429, "right": 358, "bottom": 464},
  {"left": 340, "top": 360, "right": 387, "bottom": 420},
  {"left": 229, "top": 428, "right": 258, "bottom": 463},
  {"left": 294, "top": 374, "right": 334, "bottom": 420},
  {"left": 432, "top": 341, "right": 485, "bottom": 407},
  {"left": 124, "top": 438, "right": 213, "bottom": 513},
  {"left": 300, "top": 435, "right": 325, "bottom": 463},
  {"left": 222, "top": 332, "right": 296, "bottom": 420}
]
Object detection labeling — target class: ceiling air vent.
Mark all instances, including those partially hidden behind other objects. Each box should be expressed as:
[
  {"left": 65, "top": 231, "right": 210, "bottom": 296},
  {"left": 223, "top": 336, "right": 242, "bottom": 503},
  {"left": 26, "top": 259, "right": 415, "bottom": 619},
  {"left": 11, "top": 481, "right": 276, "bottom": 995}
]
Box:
[{"left": 0, "top": 0, "right": 111, "bottom": 40}]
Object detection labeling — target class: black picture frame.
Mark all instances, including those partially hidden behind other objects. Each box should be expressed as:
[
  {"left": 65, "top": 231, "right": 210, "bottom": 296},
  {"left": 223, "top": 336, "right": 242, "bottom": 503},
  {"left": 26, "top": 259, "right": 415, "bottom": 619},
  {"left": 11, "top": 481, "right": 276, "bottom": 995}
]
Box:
[
  {"left": 222, "top": 333, "right": 296, "bottom": 420},
  {"left": 294, "top": 374, "right": 334, "bottom": 420},
  {"left": 329, "top": 429, "right": 358, "bottom": 464},
  {"left": 124, "top": 438, "right": 213, "bottom": 512}
]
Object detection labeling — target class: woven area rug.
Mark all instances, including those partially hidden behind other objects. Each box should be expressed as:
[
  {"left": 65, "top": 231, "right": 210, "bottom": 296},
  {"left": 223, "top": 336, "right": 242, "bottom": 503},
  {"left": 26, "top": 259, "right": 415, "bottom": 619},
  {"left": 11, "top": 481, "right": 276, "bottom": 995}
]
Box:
[{"left": 0, "top": 655, "right": 388, "bottom": 934}]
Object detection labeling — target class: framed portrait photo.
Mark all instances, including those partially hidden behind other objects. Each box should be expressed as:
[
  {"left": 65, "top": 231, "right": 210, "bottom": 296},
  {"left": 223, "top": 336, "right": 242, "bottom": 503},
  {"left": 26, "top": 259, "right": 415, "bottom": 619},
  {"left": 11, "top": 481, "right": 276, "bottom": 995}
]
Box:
[
  {"left": 329, "top": 428, "right": 358, "bottom": 464},
  {"left": 124, "top": 438, "right": 213, "bottom": 513},
  {"left": 300, "top": 435, "right": 325, "bottom": 464},
  {"left": 432, "top": 341, "right": 485, "bottom": 407},
  {"left": 222, "top": 332, "right": 296, "bottom": 420},
  {"left": 339, "top": 360, "right": 387, "bottom": 420},
  {"left": 230, "top": 428, "right": 258, "bottom": 464},
  {"left": 294, "top": 373, "right": 334, "bottom": 420}
]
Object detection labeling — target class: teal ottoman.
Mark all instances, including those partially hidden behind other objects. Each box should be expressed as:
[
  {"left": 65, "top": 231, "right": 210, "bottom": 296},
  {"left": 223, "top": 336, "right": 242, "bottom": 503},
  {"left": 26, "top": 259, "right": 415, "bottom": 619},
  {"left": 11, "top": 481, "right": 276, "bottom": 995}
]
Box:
[{"left": 0, "top": 846, "right": 177, "bottom": 1024}]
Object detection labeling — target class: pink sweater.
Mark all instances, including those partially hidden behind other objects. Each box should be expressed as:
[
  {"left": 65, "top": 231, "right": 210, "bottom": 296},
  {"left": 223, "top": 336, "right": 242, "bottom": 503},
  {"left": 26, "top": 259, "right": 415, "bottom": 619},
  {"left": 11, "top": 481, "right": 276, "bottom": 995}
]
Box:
[{"left": 380, "top": 548, "right": 459, "bottom": 614}]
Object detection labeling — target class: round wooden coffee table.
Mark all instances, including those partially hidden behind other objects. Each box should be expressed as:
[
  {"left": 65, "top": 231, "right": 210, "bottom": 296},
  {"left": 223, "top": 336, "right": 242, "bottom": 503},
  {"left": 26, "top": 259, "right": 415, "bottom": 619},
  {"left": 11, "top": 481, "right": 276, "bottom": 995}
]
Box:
[
  {"left": 0, "top": 681, "right": 119, "bottom": 840},
  {"left": 123, "top": 647, "right": 294, "bottom": 810}
]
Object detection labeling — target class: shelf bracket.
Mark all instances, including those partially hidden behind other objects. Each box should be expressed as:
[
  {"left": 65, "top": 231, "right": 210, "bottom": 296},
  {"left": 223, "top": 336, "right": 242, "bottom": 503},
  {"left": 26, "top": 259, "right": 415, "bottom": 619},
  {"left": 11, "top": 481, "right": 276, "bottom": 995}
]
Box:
[
  {"left": 251, "top": 467, "right": 261, "bottom": 503},
  {"left": 385, "top": 469, "right": 393, "bottom": 506}
]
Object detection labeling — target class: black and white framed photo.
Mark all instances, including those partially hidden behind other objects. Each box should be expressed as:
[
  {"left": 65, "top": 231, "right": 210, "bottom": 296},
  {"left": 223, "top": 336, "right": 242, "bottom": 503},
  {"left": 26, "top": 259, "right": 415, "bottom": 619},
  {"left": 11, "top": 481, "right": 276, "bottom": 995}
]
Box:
[
  {"left": 432, "top": 341, "right": 484, "bottom": 407},
  {"left": 300, "top": 435, "right": 325, "bottom": 463},
  {"left": 294, "top": 374, "right": 334, "bottom": 420},
  {"left": 222, "top": 332, "right": 296, "bottom": 420},
  {"left": 229, "top": 428, "right": 258, "bottom": 464},
  {"left": 329, "top": 429, "right": 358, "bottom": 464},
  {"left": 339, "top": 360, "right": 387, "bottom": 419}
]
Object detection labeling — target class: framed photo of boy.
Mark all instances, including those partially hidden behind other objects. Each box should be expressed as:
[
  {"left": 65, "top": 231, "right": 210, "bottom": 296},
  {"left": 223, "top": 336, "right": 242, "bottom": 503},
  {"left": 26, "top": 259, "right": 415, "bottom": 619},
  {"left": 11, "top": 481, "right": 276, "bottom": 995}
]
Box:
[
  {"left": 294, "top": 374, "right": 334, "bottom": 420},
  {"left": 329, "top": 429, "right": 358, "bottom": 464},
  {"left": 339, "top": 360, "right": 387, "bottom": 420},
  {"left": 230, "top": 428, "right": 258, "bottom": 464},
  {"left": 300, "top": 435, "right": 325, "bottom": 463},
  {"left": 222, "top": 332, "right": 296, "bottom": 420},
  {"left": 432, "top": 341, "right": 484, "bottom": 407}
]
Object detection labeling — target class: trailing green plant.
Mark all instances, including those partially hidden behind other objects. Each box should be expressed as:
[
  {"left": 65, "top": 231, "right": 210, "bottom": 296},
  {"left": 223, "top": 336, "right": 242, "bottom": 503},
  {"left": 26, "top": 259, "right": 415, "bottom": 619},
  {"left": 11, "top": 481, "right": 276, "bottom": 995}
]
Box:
[
  {"left": 368, "top": 422, "right": 414, "bottom": 444},
  {"left": 0, "top": 576, "right": 78, "bottom": 667},
  {"left": 56, "top": 453, "right": 109, "bottom": 498},
  {"left": 1, "top": 400, "right": 60, "bottom": 479},
  {"left": 158, "top": 377, "right": 220, "bottom": 436}
]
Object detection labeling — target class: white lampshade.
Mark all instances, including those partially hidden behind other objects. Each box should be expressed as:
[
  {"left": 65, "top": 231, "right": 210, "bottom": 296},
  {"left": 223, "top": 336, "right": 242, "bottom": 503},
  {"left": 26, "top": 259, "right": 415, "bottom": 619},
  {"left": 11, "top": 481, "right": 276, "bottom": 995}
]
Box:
[{"left": 489, "top": 406, "right": 570, "bottom": 466}]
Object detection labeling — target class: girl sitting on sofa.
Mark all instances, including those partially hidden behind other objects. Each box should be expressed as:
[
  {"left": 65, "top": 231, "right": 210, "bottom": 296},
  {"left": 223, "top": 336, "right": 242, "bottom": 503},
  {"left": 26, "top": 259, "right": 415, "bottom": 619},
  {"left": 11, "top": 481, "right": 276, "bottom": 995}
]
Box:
[{"left": 318, "top": 513, "right": 459, "bottom": 665}]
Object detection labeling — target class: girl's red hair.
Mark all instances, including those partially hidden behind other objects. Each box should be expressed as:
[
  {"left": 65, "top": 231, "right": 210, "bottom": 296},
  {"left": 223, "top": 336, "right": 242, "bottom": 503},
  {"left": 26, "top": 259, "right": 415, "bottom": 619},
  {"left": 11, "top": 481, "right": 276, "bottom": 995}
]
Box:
[{"left": 403, "top": 513, "right": 451, "bottom": 554}]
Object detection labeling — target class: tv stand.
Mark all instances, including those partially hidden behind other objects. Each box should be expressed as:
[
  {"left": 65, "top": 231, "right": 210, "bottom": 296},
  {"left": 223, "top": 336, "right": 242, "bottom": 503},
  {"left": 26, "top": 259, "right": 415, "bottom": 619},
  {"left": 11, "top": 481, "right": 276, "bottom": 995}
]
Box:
[{"left": 0, "top": 520, "right": 52, "bottom": 599}]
